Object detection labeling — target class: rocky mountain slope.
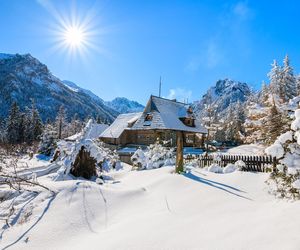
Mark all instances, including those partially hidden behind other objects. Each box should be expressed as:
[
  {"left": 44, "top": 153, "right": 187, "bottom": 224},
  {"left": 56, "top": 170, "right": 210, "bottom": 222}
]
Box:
[
  {"left": 105, "top": 97, "right": 144, "bottom": 114},
  {"left": 193, "top": 78, "right": 252, "bottom": 119},
  {"left": 0, "top": 53, "right": 118, "bottom": 122}
]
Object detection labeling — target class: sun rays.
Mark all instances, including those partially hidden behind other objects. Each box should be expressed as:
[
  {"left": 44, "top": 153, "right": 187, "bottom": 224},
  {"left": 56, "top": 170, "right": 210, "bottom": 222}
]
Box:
[{"left": 37, "top": 0, "right": 109, "bottom": 62}]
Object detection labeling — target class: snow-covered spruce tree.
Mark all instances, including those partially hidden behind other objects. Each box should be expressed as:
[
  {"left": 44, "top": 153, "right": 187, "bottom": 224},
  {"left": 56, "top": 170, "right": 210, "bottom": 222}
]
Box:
[
  {"left": 245, "top": 56, "right": 297, "bottom": 145},
  {"left": 0, "top": 117, "right": 5, "bottom": 143},
  {"left": 96, "top": 115, "right": 103, "bottom": 124},
  {"left": 55, "top": 105, "right": 67, "bottom": 139},
  {"left": 259, "top": 81, "right": 271, "bottom": 104},
  {"left": 21, "top": 101, "right": 43, "bottom": 144},
  {"left": 202, "top": 91, "right": 218, "bottom": 141},
  {"left": 244, "top": 92, "right": 269, "bottom": 144},
  {"left": 265, "top": 108, "right": 300, "bottom": 199},
  {"left": 30, "top": 100, "right": 43, "bottom": 141},
  {"left": 18, "top": 112, "right": 27, "bottom": 143},
  {"left": 224, "top": 101, "right": 245, "bottom": 144},
  {"left": 69, "top": 113, "right": 82, "bottom": 135},
  {"left": 282, "top": 55, "right": 297, "bottom": 101},
  {"left": 268, "top": 60, "right": 282, "bottom": 98},
  {"left": 5, "top": 102, "right": 22, "bottom": 144},
  {"left": 214, "top": 124, "right": 226, "bottom": 143},
  {"left": 23, "top": 107, "right": 33, "bottom": 143},
  {"left": 264, "top": 99, "right": 284, "bottom": 145},
  {"left": 38, "top": 123, "right": 57, "bottom": 156},
  {"left": 296, "top": 75, "right": 300, "bottom": 96},
  {"left": 131, "top": 140, "right": 175, "bottom": 170}
]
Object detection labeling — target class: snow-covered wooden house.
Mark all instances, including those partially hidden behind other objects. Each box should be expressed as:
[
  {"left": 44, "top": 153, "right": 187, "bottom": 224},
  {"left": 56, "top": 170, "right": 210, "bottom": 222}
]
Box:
[{"left": 100, "top": 95, "right": 207, "bottom": 148}]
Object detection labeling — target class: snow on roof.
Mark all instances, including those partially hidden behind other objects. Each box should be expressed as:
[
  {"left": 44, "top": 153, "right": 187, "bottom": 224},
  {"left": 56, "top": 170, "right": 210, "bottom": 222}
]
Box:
[
  {"left": 100, "top": 112, "right": 142, "bottom": 139},
  {"left": 55, "top": 120, "right": 115, "bottom": 177},
  {"left": 132, "top": 96, "right": 207, "bottom": 133},
  {"left": 66, "top": 122, "right": 109, "bottom": 141},
  {"left": 86, "top": 123, "right": 110, "bottom": 139},
  {"left": 127, "top": 114, "right": 140, "bottom": 125}
]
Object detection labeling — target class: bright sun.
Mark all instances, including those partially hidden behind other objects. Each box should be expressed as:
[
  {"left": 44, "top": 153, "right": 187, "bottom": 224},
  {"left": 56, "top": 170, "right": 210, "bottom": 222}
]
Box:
[
  {"left": 48, "top": 3, "right": 104, "bottom": 57},
  {"left": 64, "top": 26, "right": 85, "bottom": 47}
]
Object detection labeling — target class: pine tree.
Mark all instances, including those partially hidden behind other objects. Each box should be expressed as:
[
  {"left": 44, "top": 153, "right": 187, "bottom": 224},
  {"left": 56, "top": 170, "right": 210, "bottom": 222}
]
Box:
[
  {"left": 259, "top": 81, "right": 270, "bottom": 104},
  {"left": 225, "top": 101, "right": 245, "bottom": 144},
  {"left": 56, "top": 105, "right": 67, "bottom": 139},
  {"left": 18, "top": 112, "right": 27, "bottom": 143},
  {"left": 70, "top": 113, "right": 82, "bottom": 135},
  {"left": 0, "top": 117, "right": 6, "bottom": 143},
  {"left": 30, "top": 100, "right": 43, "bottom": 141},
  {"left": 39, "top": 123, "right": 57, "bottom": 156},
  {"left": 215, "top": 126, "right": 226, "bottom": 143},
  {"left": 96, "top": 116, "right": 102, "bottom": 124},
  {"left": 265, "top": 99, "right": 284, "bottom": 144},
  {"left": 296, "top": 75, "right": 300, "bottom": 96},
  {"left": 268, "top": 60, "right": 282, "bottom": 98},
  {"left": 282, "top": 55, "right": 297, "bottom": 100},
  {"left": 24, "top": 107, "right": 33, "bottom": 143},
  {"left": 265, "top": 108, "right": 300, "bottom": 199},
  {"left": 202, "top": 91, "right": 218, "bottom": 142},
  {"left": 5, "top": 102, "right": 22, "bottom": 144}
]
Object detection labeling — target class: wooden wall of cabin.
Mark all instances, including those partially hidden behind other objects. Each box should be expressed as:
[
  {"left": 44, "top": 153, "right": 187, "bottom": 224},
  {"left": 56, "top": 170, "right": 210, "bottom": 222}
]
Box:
[
  {"left": 121, "top": 130, "right": 157, "bottom": 145},
  {"left": 120, "top": 130, "right": 177, "bottom": 146},
  {"left": 100, "top": 137, "right": 119, "bottom": 145},
  {"left": 101, "top": 130, "right": 205, "bottom": 148}
]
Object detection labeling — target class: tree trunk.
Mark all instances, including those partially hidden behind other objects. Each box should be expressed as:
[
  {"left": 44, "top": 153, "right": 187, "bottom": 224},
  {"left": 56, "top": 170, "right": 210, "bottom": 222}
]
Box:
[
  {"left": 58, "top": 119, "right": 62, "bottom": 139},
  {"left": 176, "top": 131, "right": 184, "bottom": 173},
  {"left": 71, "top": 146, "right": 97, "bottom": 179}
]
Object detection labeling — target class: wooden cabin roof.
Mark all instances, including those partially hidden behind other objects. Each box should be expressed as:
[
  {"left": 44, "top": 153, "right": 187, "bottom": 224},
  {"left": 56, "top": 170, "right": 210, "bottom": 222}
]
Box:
[
  {"left": 100, "top": 112, "right": 142, "bottom": 139},
  {"left": 131, "top": 95, "right": 207, "bottom": 133},
  {"left": 100, "top": 96, "right": 207, "bottom": 140}
]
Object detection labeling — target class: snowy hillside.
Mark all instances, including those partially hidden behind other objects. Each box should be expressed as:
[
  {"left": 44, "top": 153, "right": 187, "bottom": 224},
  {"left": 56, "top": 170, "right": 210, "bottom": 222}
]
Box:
[
  {"left": 0, "top": 53, "right": 118, "bottom": 121},
  {"left": 1, "top": 165, "right": 300, "bottom": 250},
  {"left": 105, "top": 97, "right": 144, "bottom": 114},
  {"left": 0, "top": 53, "right": 13, "bottom": 60},
  {"left": 63, "top": 80, "right": 105, "bottom": 103},
  {"left": 194, "top": 78, "right": 251, "bottom": 119}
]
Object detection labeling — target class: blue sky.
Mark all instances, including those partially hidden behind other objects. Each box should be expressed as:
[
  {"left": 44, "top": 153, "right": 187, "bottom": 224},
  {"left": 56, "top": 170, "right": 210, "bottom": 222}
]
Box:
[{"left": 0, "top": 0, "right": 300, "bottom": 104}]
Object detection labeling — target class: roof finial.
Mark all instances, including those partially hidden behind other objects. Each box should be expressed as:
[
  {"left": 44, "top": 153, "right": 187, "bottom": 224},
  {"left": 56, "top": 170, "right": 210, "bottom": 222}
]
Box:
[{"left": 159, "top": 76, "right": 162, "bottom": 97}]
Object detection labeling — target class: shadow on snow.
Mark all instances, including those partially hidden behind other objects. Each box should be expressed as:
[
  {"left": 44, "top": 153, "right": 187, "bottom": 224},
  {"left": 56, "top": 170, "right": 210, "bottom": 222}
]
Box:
[
  {"left": 2, "top": 193, "right": 56, "bottom": 250},
  {"left": 183, "top": 172, "right": 252, "bottom": 200}
]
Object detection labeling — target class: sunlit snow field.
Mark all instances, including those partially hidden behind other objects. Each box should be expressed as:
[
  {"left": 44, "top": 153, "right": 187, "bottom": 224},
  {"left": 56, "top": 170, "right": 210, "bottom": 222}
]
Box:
[{"left": 1, "top": 160, "right": 300, "bottom": 250}]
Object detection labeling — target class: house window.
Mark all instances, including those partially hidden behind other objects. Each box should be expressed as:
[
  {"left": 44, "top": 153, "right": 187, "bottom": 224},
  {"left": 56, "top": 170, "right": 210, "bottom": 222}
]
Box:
[
  {"left": 186, "top": 134, "right": 194, "bottom": 144},
  {"left": 145, "top": 113, "right": 153, "bottom": 121},
  {"left": 187, "top": 106, "right": 193, "bottom": 114},
  {"left": 144, "top": 113, "right": 153, "bottom": 126},
  {"left": 180, "top": 117, "right": 195, "bottom": 127}
]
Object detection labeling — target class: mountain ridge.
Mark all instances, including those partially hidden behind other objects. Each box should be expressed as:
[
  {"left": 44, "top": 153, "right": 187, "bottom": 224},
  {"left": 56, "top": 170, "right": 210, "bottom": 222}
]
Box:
[
  {"left": 0, "top": 53, "right": 118, "bottom": 122},
  {"left": 193, "top": 78, "right": 252, "bottom": 119},
  {"left": 105, "top": 97, "right": 144, "bottom": 114}
]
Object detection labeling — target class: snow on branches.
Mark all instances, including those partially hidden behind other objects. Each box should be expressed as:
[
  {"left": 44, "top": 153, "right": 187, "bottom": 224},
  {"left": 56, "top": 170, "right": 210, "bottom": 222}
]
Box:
[
  {"left": 54, "top": 120, "right": 121, "bottom": 180},
  {"left": 265, "top": 108, "right": 300, "bottom": 199},
  {"left": 131, "top": 140, "right": 175, "bottom": 170}
]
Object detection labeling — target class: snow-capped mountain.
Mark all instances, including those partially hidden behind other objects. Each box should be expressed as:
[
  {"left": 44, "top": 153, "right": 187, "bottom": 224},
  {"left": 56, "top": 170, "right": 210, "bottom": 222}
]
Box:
[
  {"left": 0, "top": 53, "right": 13, "bottom": 60},
  {"left": 105, "top": 97, "right": 144, "bottom": 114},
  {"left": 193, "top": 78, "right": 252, "bottom": 118},
  {"left": 62, "top": 80, "right": 105, "bottom": 103},
  {"left": 0, "top": 53, "right": 118, "bottom": 121}
]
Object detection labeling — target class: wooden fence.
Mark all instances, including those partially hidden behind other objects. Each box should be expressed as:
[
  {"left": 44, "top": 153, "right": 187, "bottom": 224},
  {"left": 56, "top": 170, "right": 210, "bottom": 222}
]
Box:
[{"left": 185, "top": 154, "right": 276, "bottom": 172}]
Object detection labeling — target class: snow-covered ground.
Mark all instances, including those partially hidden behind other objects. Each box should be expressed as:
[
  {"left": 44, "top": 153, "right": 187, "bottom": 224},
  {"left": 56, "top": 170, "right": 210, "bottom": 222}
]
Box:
[
  {"left": 0, "top": 154, "right": 52, "bottom": 175},
  {"left": 16, "top": 155, "right": 51, "bottom": 171},
  {"left": 223, "top": 144, "right": 266, "bottom": 155},
  {"left": 1, "top": 164, "right": 300, "bottom": 250}
]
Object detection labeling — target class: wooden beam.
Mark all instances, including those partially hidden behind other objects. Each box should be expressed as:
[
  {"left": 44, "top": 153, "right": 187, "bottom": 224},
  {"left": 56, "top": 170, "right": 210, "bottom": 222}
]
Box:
[{"left": 176, "top": 131, "right": 184, "bottom": 173}]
